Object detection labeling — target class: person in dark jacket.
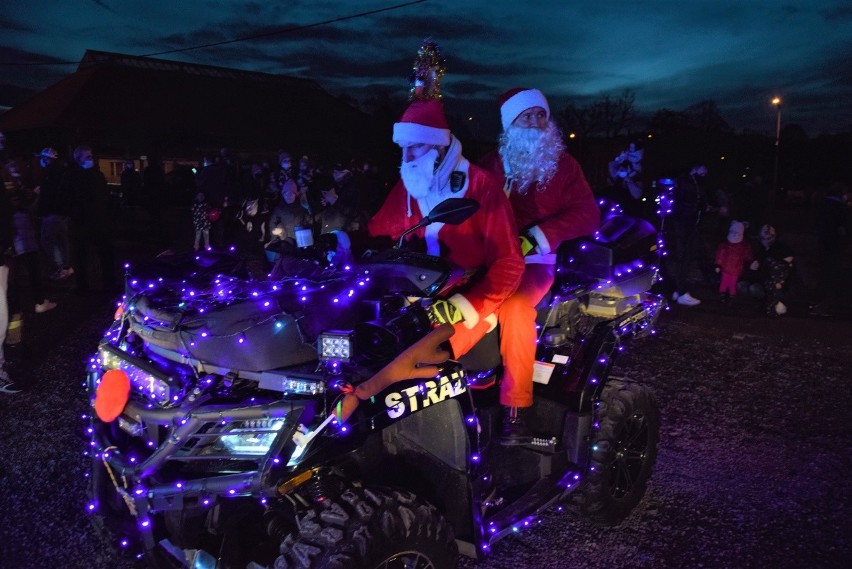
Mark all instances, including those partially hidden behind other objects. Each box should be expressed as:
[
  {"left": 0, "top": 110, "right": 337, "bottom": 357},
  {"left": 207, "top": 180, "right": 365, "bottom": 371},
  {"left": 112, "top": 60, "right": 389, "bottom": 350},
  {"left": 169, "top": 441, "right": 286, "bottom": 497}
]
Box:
[
  {"left": 312, "top": 173, "right": 366, "bottom": 235},
  {"left": 35, "top": 147, "right": 73, "bottom": 279},
  {"left": 0, "top": 167, "right": 18, "bottom": 392},
  {"left": 64, "top": 146, "right": 116, "bottom": 293},
  {"left": 7, "top": 160, "right": 56, "bottom": 313},
  {"left": 737, "top": 224, "right": 794, "bottom": 316},
  {"left": 810, "top": 182, "right": 850, "bottom": 313},
  {"left": 266, "top": 179, "right": 311, "bottom": 258},
  {"left": 668, "top": 162, "right": 708, "bottom": 306}
]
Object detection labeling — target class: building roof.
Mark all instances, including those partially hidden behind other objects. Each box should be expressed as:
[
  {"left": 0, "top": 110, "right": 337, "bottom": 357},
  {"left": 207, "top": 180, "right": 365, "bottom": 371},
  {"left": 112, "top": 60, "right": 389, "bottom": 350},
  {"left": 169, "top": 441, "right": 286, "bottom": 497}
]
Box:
[{"left": 0, "top": 50, "right": 386, "bottom": 160}]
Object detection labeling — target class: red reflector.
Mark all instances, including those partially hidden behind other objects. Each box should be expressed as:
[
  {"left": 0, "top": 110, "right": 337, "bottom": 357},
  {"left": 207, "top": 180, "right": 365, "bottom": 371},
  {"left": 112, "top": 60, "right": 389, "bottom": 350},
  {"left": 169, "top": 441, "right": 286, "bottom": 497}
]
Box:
[{"left": 94, "top": 369, "right": 131, "bottom": 422}]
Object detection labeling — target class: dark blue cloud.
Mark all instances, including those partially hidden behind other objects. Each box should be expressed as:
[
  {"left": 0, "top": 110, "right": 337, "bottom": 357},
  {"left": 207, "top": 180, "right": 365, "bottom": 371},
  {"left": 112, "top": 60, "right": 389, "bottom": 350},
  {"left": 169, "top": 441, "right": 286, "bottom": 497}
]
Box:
[{"left": 0, "top": 0, "right": 848, "bottom": 135}]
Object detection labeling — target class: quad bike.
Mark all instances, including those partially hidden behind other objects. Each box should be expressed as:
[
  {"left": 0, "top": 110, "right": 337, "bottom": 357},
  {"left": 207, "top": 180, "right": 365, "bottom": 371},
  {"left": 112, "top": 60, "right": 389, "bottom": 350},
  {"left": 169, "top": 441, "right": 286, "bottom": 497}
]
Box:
[{"left": 87, "top": 198, "right": 665, "bottom": 568}]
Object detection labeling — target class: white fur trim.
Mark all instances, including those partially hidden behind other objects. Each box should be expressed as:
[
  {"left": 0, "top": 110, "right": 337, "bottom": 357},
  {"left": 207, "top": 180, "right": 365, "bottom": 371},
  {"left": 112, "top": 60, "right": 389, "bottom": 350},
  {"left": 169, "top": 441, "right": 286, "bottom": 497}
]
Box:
[
  {"left": 414, "top": 156, "right": 471, "bottom": 255},
  {"left": 500, "top": 89, "right": 550, "bottom": 129},
  {"left": 331, "top": 230, "right": 350, "bottom": 250},
  {"left": 424, "top": 223, "right": 444, "bottom": 256},
  {"left": 524, "top": 252, "right": 557, "bottom": 265},
  {"left": 528, "top": 225, "right": 552, "bottom": 255},
  {"left": 393, "top": 123, "right": 451, "bottom": 146},
  {"left": 484, "top": 313, "right": 498, "bottom": 332},
  {"left": 449, "top": 293, "right": 480, "bottom": 329}
]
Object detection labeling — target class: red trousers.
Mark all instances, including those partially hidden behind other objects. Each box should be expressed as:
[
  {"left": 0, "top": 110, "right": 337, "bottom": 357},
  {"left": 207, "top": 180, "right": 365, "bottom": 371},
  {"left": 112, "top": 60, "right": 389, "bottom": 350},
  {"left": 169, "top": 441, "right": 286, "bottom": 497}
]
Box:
[
  {"left": 719, "top": 272, "right": 738, "bottom": 295},
  {"left": 449, "top": 263, "right": 554, "bottom": 408}
]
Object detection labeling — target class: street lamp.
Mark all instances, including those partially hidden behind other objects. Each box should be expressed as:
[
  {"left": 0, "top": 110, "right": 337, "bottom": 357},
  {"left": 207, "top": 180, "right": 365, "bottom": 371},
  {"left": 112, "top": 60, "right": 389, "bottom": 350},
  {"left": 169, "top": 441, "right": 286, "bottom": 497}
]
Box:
[{"left": 770, "top": 96, "right": 781, "bottom": 213}]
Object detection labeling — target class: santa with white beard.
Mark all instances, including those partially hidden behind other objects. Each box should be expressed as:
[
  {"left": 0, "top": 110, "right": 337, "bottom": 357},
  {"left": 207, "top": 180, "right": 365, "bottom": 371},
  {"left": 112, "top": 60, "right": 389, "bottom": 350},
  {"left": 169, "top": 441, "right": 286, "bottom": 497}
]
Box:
[
  {"left": 478, "top": 88, "right": 599, "bottom": 445},
  {"left": 368, "top": 98, "right": 524, "bottom": 358}
]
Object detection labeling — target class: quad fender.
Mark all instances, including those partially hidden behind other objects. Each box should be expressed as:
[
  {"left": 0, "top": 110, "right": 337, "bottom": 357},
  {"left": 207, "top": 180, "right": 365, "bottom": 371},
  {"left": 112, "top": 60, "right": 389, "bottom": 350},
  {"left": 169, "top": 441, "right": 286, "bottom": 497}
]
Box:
[{"left": 337, "top": 324, "right": 453, "bottom": 422}]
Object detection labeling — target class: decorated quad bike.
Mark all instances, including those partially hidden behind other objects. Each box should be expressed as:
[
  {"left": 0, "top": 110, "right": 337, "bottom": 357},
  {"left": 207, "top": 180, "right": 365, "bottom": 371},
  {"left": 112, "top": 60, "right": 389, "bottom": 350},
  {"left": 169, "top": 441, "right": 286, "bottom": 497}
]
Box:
[{"left": 87, "top": 198, "right": 665, "bottom": 568}]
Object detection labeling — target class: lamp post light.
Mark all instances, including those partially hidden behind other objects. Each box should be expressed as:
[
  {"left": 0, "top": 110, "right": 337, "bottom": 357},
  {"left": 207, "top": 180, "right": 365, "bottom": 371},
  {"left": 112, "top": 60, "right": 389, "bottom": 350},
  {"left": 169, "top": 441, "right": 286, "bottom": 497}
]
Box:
[{"left": 771, "top": 96, "right": 782, "bottom": 213}]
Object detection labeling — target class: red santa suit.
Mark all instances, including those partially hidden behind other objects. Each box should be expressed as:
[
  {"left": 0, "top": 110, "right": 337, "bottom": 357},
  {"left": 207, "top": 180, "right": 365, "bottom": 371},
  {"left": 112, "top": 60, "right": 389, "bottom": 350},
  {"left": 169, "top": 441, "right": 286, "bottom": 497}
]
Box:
[
  {"left": 478, "top": 88, "right": 599, "bottom": 408},
  {"left": 369, "top": 151, "right": 524, "bottom": 357}
]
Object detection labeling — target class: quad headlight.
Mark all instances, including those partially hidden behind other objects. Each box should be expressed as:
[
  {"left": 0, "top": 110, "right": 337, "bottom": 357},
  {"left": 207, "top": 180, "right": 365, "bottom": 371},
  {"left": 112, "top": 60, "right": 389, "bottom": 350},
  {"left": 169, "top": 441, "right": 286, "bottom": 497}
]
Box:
[
  {"left": 216, "top": 419, "right": 287, "bottom": 456},
  {"left": 318, "top": 331, "right": 354, "bottom": 362}
]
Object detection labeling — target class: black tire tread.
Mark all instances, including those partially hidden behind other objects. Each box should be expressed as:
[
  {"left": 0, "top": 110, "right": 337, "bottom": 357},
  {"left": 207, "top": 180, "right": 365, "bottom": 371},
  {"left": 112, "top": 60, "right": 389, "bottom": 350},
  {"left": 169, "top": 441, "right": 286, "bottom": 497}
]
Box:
[
  {"left": 570, "top": 378, "right": 660, "bottom": 525},
  {"left": 276, "top": 486, "right": 457, "bottom": 569}
]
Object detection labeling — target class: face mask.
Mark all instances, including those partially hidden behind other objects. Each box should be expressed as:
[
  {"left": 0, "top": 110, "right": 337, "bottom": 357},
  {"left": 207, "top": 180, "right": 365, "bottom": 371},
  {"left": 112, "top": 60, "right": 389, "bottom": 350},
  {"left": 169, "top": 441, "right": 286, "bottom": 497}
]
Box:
[
  {"left": 280, "top": 162, "right": 291, "bottom": 170},
  {"left": 82, "top": 159, "right": 94, "bottom": 170},
  {"left": 400, "top": 148, "right": 438, "bottom": 199}
]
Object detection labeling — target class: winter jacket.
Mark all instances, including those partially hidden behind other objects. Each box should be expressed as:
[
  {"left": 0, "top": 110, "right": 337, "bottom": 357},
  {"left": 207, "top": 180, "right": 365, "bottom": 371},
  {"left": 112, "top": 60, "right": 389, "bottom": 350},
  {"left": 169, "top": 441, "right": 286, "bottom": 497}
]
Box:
[{"left": 714, "top": 241, "right": 753, "bottom": 277}]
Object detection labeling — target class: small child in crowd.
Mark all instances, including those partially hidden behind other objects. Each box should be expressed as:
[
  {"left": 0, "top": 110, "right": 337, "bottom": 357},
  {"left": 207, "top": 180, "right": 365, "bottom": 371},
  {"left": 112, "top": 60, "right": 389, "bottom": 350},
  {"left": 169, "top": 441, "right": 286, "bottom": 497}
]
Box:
[
  {"left": 191, "top": 192, "right": 211, "bottom": 252},
  {"left": 714, "top": 220, "right": 752, "bottom": 303}
]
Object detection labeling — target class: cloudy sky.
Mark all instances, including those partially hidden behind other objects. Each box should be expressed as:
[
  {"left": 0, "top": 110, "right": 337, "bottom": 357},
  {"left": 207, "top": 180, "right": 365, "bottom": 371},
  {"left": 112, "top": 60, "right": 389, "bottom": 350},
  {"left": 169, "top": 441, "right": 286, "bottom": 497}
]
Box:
[{"left": 1, "top": 0, "right": 850, "bottom": 136}]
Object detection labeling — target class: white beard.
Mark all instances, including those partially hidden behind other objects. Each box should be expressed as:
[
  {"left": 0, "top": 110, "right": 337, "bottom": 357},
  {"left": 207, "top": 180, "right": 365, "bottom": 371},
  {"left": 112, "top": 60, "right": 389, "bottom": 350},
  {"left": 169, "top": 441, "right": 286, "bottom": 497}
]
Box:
[
  {"left": 498, "top": 122, "right": 564, "bottom": 193},
  {"left": 400, "top": 148, "right": 439, "bottom": 199}
]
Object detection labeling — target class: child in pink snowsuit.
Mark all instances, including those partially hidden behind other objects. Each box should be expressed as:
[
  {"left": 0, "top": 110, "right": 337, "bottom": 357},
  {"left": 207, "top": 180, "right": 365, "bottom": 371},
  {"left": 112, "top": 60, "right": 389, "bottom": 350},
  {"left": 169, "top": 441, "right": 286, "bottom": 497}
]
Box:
[{"left": 715, "top": 220, "right": 752, "bottom": 301}]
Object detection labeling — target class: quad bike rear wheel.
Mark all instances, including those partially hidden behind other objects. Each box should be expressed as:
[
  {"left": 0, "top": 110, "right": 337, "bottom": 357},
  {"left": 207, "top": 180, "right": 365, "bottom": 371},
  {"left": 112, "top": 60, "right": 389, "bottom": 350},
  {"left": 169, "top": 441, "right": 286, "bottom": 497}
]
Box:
[
  {"left": 276, "top": 486, "right": 457, "bottom": 569},
  {"left": 572, "top": 377, "right": 660, "bottom": 524}
]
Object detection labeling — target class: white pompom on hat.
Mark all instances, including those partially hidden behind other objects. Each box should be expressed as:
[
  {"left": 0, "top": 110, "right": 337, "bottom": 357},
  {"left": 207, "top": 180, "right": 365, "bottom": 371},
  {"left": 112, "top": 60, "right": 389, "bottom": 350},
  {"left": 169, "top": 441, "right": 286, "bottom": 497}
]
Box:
[
  {"left": 499, "top": 87, "right": 550, "bottom": 130},
  {"left": 393, "top": 99, "right": 451, "bottom": 147}
]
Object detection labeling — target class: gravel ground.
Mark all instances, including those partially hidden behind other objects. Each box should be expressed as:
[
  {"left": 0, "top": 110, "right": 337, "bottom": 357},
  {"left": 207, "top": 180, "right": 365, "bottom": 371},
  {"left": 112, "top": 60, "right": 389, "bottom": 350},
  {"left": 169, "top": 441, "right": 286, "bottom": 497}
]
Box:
[
  {"left": 461, "top": 307, "right": 852, "bottom": 569},
  {"left": 1, "top": 267, "right": 850, "bottom": 569}
]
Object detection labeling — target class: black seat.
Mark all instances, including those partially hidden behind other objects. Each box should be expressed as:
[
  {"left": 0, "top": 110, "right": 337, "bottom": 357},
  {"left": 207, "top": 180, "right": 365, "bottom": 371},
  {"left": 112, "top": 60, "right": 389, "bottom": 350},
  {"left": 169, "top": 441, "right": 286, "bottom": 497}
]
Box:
[{"left": 557, "top": 214, "right": 657, "bottom": 280}]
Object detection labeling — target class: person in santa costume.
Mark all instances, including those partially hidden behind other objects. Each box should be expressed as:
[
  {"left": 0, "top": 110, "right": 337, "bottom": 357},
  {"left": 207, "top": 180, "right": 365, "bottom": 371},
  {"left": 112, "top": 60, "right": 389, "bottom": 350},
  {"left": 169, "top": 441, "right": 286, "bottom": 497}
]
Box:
[
  {"left": 479, "top": 88, "right": 600, "bottom": 445},
  {"left": 367, "top": 98, "right": 524, "bottom": 365}
]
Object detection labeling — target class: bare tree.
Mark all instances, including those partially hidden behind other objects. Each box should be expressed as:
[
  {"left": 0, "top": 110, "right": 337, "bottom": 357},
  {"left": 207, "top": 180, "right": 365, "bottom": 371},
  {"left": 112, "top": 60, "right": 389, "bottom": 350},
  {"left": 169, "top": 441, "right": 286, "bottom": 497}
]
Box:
[
  {"left": 683, "top": 100, "right": 731, "bottom": 132},
  {"left": 557, "top": 89, "right": 637, "bottom": 139},
  {"left": 649, "top": 108, "right": 689, "bottom": 135}
]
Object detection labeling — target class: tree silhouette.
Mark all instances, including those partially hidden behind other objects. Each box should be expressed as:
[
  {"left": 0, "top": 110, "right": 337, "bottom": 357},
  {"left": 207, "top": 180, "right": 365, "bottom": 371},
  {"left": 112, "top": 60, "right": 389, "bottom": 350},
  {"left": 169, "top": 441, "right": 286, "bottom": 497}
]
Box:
[
  {"left": 557, "top": 89, "right": 637, "bottom": 139},
  {"left": 683, "top": 100, "right": 732, "bottom": 133}
]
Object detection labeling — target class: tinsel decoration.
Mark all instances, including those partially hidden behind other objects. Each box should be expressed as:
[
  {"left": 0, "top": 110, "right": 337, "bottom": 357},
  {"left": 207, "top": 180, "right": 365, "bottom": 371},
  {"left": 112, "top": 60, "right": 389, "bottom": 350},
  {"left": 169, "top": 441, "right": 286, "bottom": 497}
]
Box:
[{"left": 408, "top": 38, "right": 446, "bottom": 100}]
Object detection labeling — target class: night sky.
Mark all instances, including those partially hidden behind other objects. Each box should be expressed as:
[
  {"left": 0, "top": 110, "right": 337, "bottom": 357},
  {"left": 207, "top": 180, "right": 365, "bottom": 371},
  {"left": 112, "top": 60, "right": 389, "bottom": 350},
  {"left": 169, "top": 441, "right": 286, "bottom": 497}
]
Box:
[{"left": 1, "top": 0, "right": 850, "bottom": 137}]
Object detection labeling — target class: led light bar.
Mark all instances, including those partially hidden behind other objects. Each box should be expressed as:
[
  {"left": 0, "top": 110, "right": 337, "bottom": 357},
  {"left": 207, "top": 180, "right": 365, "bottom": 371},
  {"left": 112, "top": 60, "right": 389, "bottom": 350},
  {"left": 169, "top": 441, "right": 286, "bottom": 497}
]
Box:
[
  {"left": 98, "top": 344, "right": 177, "bottom": 406},
  {"left": 258, "top": 371, "right": 325, "bottom": 395}
]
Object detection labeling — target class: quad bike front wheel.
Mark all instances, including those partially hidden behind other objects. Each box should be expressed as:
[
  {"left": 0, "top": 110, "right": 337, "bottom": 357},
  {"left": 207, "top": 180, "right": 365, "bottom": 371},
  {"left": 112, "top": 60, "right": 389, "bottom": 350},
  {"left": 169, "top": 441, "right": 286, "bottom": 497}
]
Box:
[
  {"left": 276, "top": 486, "right": 458, "bottom": 569},
  {"left": 572, "top": 377, "right": 660, "bottom": 525}
]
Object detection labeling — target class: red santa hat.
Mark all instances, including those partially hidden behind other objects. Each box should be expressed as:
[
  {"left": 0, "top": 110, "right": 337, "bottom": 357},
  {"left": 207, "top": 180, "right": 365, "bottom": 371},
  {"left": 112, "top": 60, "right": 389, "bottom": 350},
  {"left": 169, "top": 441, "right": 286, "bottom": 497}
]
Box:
[
  {"left": 499, "top": 87, "right": 550, "bottom": 130},
  {"left": 393, "top": 99, "right": 451, "bottom": 147}
]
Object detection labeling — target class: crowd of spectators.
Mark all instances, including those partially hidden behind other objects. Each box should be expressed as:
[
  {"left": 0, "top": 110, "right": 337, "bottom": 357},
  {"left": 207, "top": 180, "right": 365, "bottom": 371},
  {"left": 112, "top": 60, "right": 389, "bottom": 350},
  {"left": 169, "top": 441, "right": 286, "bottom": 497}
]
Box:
[
  {"left": 1, "top": 126, "right": 850, "bottom": 392},
  {"left": 0, "top": 132, "right": 392, "bottom": 391},
  {"left": 598, "top": 141, "right": 850, "bottom": 317}
]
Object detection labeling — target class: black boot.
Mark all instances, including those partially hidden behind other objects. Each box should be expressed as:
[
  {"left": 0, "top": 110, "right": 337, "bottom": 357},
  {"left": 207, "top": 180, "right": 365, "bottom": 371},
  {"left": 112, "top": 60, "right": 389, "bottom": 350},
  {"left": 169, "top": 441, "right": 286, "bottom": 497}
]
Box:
[{"left": 500, "top": 406, "right": 532, "bottom": 446}]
